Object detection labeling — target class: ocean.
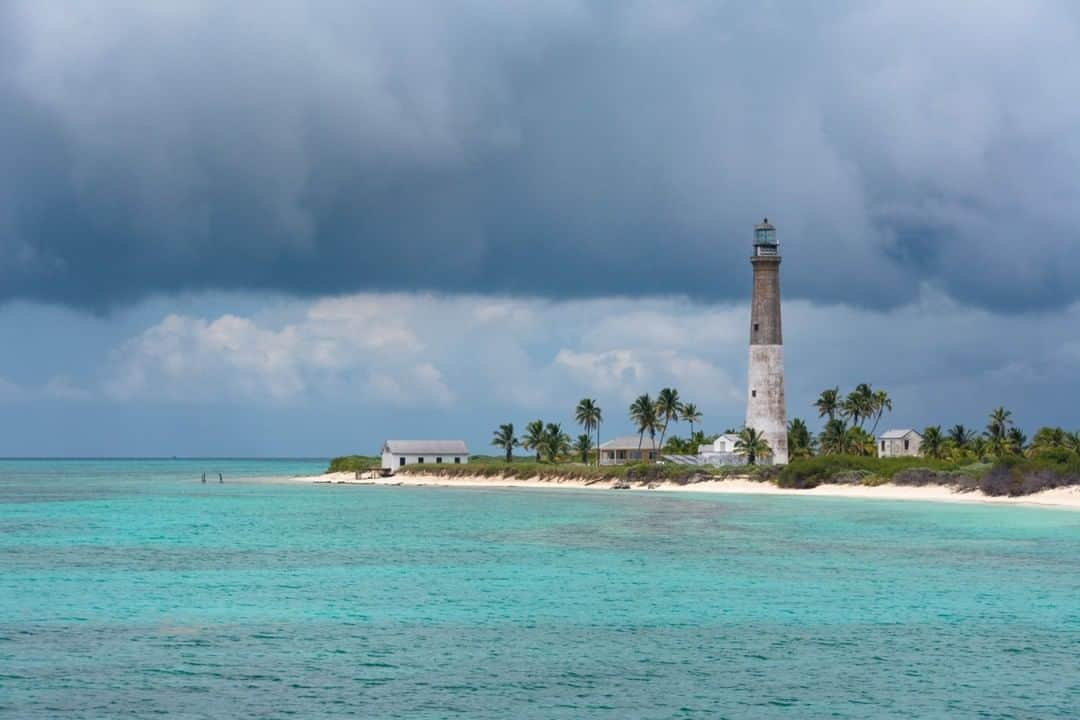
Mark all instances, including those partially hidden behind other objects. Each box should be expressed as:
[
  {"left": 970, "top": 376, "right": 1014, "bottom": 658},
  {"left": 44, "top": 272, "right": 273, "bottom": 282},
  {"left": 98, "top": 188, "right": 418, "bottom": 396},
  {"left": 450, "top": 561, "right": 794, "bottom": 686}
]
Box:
[{"left": 1, "top": 459, "right": 1077, "bottom": 718}]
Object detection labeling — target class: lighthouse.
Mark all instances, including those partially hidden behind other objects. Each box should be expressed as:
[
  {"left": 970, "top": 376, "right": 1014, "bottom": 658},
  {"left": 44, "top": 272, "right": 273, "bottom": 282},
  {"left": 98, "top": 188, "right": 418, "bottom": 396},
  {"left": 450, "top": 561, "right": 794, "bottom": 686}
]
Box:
[{"left": 745, "top": 218, "right": 788, "bottom": 464}]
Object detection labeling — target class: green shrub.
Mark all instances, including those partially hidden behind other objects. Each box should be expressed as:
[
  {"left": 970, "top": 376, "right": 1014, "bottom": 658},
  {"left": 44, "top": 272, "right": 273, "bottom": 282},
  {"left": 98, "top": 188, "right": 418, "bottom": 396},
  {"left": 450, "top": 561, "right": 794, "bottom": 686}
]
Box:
[
  {"left": 327, "top": 455, "right": 379, "bottom": 473},
  {"left": 396, "top": 460, "right": 726, "bottom": 485},
  {"left": 777, "top": 456, "right": 872, "bottom": 488},
  {"left": 775, "top": 453, "right": 1080, "bottom": 496},
  {"left": 860, "top": 474, "right": 889, "bottom": 487},
  {"left": 979, "top": 455, "right": 1080, "bottom": 496},
  {"left": 776, "top": 455, "right": 965, "bottom": 489},
  {"left": 1026, "top": 447, "right": 1077, "bottom": 465}
]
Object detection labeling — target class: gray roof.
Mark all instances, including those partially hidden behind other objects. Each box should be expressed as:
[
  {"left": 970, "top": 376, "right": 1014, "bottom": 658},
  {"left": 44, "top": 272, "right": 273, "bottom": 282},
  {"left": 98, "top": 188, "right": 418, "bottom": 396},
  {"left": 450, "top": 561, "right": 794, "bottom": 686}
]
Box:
[
  {"left": 599, "top": 435, "right": 656, "bottom": 450},
  {"left": 382, "top": 440, "right": 469, "bottom": 455},
  {"left": 879, "top": 429, "right": 921, "bottom": 440},
  {"left": 662, "top": 454, "right": 703, "bottom": 465}
]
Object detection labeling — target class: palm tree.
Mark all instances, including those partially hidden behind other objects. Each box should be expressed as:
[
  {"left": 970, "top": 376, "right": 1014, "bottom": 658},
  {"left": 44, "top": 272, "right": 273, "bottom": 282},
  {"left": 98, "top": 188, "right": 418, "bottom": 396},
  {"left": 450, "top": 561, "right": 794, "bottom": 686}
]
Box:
[
  {"left": 629, "top": 393, "right": 659, "bottom": 456},
  {"left": 1064, "top": 431, "right": 1080, "bottom": 456},
  {"left": 575, "top": 398, "right": 603, "bottom": 465},
  {"left": 818, "top": 418, "right": 849, "bottom": 455},
  {"left": 655, "top": 387, "right": 681, "bottom": 452},
  {"left": 521, "top": 419, "right": 545, "bottom": 462},
  {"left": 869, "top": 390, "right": 893, "bottom": 436},
  {"left": 1007, "top": 427, "right": 1027, "bottom": 455},
  {"left": 815, "top": 387, "right": 840, "bottom": 421},
  {"left": 735, "top": 427, "right": 772, "bottom": 465},
  {"left": 842, "top": 384, "right": 875, "bottom": 429},
  {"left": 948, "top": 424, "right": 973, "bottom": 449},
  {"left": 664, "top": 436, "right": 692, "bottom": 453},
  {"left": 921, "top": 425, "right": 946, "bottom": 459},
  {"left": 986, "top": 406, "right": 1012, "bottom": 441},
  {"left": 574, "top": 434, "right": 593, "bottom": 464},
  {"left": 681, "top": 403, "right": 702, "bottom": 436},
  {"left": 491, "top": 423, "right": 518, "bottom": 463},
  {"left": 986, "top": 433, "right": 1008, "bottom": 459},
  {"left": 969, "top": 436, "right": 988, "bottom": 462},
  {"left": 787, "top": 417, "right": 815, "bottom": 458},
  {"left": 1030, "top": 426, "right": 1066, "bottom": 453},
  {"left": 541, "top": 423, "right": 571, "bottom": 463},
  {"left": 845, "top": 426, "right": 876, "bottom": 456}
]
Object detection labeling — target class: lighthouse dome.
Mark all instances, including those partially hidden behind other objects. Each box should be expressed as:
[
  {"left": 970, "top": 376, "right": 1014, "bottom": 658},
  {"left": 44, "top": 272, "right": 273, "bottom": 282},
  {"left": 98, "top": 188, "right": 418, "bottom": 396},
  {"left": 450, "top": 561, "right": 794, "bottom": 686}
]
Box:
[{"left": 753, "top": 218, "right": 777, "bottom": 246}]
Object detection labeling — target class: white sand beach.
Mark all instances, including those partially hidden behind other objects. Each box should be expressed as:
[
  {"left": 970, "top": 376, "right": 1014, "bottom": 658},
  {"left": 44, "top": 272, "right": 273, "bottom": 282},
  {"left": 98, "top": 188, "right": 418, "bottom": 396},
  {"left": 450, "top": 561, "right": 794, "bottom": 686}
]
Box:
[{"left": 292, "top": 471, "right": 1080, "bottom": 509}]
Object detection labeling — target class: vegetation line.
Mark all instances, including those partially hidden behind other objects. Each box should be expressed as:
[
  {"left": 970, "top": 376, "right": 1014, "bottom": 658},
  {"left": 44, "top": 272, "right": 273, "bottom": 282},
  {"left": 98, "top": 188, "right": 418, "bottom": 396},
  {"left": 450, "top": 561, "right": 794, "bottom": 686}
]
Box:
[{"left": 328, "top": 385, "right": 1080, "bottom": 498}]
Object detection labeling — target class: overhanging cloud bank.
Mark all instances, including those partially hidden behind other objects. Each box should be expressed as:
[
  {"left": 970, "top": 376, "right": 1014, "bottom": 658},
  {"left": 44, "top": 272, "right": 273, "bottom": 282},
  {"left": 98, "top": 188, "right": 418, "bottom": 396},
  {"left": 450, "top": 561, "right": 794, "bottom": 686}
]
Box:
[{"left": 2, "top": 1, "right": 1079, "bottom": 311}]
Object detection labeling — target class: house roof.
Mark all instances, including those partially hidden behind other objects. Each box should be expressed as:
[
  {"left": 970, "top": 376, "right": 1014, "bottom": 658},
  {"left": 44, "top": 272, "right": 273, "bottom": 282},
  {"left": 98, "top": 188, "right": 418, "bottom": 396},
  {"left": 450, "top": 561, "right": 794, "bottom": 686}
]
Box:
[
  {"left": 879, "top": 429, "right": 921, "bottom": 440},
  {"left": 699, "top": 434, "right": 740, "bottom": 453},
  {"left": 382, "top": 440, "right": 469, "bottom": 455},
  {"left": 662, "top": 454, "right": 702, "bottom": 465},
  {"left": 599, "top": 435, "right": 656, "bottom": 450}
]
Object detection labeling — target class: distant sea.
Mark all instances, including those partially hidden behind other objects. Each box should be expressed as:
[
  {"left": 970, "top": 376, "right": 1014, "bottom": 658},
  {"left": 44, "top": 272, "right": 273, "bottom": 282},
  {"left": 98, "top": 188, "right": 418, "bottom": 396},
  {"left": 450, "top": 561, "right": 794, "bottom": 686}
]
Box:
[{"left": 1, "top": 458, "right": 1078, "bottom": 718}]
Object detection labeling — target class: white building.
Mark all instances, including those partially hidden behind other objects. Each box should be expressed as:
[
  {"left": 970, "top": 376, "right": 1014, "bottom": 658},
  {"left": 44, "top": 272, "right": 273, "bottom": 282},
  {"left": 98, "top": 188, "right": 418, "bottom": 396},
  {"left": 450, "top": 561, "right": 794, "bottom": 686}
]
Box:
[
  {"left": 878, "top": 429, "right": 922, "bottom": 458},
  {"left": 599, "top": 436, "right": 660, "bottom": 466},
  {"left": 698, "top": 433, "right": 748, "bottom": 466},
  {"left": 381, "top": 440, "right": 469, "bottom": 473}
]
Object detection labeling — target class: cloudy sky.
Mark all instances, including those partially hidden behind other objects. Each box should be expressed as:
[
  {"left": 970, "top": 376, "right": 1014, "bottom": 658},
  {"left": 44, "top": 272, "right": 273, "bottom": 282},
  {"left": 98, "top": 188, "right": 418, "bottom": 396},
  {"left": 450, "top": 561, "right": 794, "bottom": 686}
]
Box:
[{"left": 2, "top": 1, "right": 1079, "bottom": 456}]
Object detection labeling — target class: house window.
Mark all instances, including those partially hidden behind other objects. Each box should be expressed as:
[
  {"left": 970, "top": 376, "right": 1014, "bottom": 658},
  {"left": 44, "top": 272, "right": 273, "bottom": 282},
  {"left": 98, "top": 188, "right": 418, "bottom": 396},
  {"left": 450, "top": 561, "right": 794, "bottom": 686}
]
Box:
[
  {"left": 436, "top": 457, "right": 443, "bottom": 463},
  {"left": 880, "top": 441, "right": 885, "bottom": 452},
  {"left": 399, "top": 457, "right": 405, "bottom": 466},
  {"left": 418, "top": 457, "right": 425, "bottom": 463},
  {"left": 454, "top": 457, "right": 461, "bottom": 464},
  {"left": 903, "top": 440, "right": 909, "bottom": 451}
]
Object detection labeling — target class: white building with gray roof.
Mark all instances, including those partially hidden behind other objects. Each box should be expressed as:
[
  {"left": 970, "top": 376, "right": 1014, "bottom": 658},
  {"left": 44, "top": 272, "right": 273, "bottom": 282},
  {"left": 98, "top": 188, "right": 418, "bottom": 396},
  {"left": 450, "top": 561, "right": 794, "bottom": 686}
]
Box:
[
  {"left": 698, "top": 433, "right": 748, "bottom": 466},
  {"left": 877, "top": 429, "right": 922, "bottom": 458},
  {"left": 381, "top": 440, "right": 469, "bottom": 473},
  {"left": 598, "top": 436, "right": 660, "bottom": 465}
]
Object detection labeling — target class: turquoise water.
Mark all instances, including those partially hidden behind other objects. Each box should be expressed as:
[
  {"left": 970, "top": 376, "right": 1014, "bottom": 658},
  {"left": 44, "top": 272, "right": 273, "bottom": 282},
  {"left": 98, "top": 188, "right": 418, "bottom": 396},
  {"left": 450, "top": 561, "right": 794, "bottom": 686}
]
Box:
[{"left": 1, "top": 459, "right": 1078, "bottom": 718}]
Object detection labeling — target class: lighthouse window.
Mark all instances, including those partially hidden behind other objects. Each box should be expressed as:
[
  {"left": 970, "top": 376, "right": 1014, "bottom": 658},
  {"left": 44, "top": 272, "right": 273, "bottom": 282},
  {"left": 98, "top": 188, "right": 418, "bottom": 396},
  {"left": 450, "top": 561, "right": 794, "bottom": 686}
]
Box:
[
  {"left": 751, "top": 390, "right": 757, "bottom": 398},
  {"left": 753, "top": 323, "right": 759, "bottom": 332}
]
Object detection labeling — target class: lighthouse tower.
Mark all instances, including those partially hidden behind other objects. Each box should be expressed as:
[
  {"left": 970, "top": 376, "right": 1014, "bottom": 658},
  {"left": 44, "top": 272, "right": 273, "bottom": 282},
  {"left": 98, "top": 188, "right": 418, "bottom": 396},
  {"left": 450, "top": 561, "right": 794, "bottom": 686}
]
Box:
[{"left": 745, "top": 218, "right": 788, "bottom": 464}]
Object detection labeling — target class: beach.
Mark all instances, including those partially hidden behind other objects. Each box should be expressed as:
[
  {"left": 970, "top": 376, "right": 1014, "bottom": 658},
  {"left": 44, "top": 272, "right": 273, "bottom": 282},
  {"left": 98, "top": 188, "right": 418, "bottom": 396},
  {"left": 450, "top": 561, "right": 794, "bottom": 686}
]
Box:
[{"left": 294, "top": 470, "right": 1080, "bottom": 509}]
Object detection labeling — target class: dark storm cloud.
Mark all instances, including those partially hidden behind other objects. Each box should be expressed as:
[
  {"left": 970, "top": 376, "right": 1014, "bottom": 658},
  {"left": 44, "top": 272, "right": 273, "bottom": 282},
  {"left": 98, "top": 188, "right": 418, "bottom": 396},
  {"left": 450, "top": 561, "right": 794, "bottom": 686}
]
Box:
[{"left": 2, "top": 1, "right": 1080, "bottom": 311}]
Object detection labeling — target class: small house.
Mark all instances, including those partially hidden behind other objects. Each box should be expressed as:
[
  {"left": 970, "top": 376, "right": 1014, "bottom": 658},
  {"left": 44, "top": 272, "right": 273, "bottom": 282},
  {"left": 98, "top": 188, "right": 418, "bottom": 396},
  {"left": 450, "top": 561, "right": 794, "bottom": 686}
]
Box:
[
  {"left": 381, "top": 440, "right": 469, "bottom": 473},
  {"left": 878, "top": 429, "right": 922, "bottom": 458},
  {"left": 598, "top": 436, "right": 660, "bottom": 466},
  {"left": 698, "top": 433, "right": 747, "bottom": 466}
]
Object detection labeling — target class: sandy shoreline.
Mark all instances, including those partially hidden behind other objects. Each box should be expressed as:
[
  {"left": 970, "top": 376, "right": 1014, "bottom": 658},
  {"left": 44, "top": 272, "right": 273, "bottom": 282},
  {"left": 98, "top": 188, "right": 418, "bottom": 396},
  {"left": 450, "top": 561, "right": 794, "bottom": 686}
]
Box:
[{"left": 289, "top": 471, "right": 1080, "bottom": 510}]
